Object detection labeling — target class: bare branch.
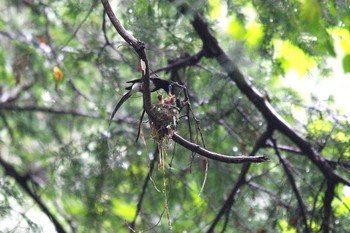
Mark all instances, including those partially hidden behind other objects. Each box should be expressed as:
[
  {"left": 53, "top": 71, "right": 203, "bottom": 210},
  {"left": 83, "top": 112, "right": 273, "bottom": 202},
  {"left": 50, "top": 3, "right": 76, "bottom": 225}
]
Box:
[
  {"left": 322, "top": 181, "right": 336, "bottom": 233},
  {"left": 129, "top": 147, "right": 159, "bottom": 231},
  {"left": 152, "top": 50, "right": 205, "bottom": 74},
  {"left": 172, "top": 133, "right": 268, "bottom": 163},
  {"left": 100, "top": 0, "right": 139, "bottom": 48},
  {"left": 206, "top": 128, "right": 273, "bottom": 232},
  {"left": 271, "top": 137, "right": 311, "bottom": 233},
  {"left": 101, "top": 0, "right": 154, "bottom": 120},
  {"left": 0, "top": 155, "right": 67, "bottom": 233},
  {"left": 182, "top": 9, "right": 350, "bottom": 186},
  {"left": 0, "top": 105, "right": 136, "bottom": 125}
]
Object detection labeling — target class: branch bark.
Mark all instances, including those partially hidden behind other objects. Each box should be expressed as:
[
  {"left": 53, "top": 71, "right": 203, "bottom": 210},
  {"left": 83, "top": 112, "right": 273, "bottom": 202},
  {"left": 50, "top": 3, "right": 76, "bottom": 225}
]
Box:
[
  {"left": 172, "top": 133, "right": 268, "bottom": 163},
  {"left": 322, "top": 181, "right": 335, "bottom": 233},
  {"left": 184, "top": 10, "right": 350, "bottom": 186},
  {"left": 101, "top": 0, "right": 154, "bottom": 119}
]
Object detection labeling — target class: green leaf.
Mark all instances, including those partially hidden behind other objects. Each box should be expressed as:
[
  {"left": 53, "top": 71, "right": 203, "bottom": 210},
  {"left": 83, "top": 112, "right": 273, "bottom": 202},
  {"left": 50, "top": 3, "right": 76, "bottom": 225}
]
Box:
[
  {"left": 111, "top": 198, "right": 136, "bottom": 222},
  {"left": 342, "top": 54, "right": 350, "bottom": 73}
]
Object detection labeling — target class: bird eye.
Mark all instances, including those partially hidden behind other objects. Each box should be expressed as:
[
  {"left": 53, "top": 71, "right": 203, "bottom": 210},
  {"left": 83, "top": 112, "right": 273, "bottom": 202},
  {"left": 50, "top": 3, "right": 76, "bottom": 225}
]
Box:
[{"left": 168, "top": 84, "right": 172, "bottom": 90}]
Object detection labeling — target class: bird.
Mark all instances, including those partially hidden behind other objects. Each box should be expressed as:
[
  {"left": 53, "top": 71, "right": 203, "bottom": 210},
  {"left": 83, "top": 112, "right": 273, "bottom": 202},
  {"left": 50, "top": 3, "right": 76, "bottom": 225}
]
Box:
[{"left": 108, "top": 76, "right": 172, "bottom": 126}]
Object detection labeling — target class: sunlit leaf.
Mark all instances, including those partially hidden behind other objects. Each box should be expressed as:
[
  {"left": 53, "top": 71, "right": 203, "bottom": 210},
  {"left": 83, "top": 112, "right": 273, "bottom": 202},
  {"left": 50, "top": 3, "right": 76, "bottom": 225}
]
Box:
[
  {"left": 246, "top": 21, "right": 264, "bottom": 48},
  {"left": 332, "top": 131, "right": 349, "bottom": 143},
  {"left": 111, "top": 198, "right": 136, "bottom": 222},
  {"left": 333, "top": 196, "right": 350, "bottom": 217},
  {"left": 332, "top": 28, "right": 350, "bottom": 53},
  {"left": 227, "top": 17, "right": 246, "bottom": 40},
  {"left": 300, "top": 0, "right": 322, "bottom": 31},
  {"left": 64, "top": 198, "right": 86, "bottom": 215},
  {"left": 274, "top": 40, "right": 316, "bottom": 76},
  {"left": 208, "top": 0, "right": 222, "bottom": 19},
  {"left": 307, "top": 119, "right": 333, "bottom": 136},
  {"left": 342, "top": 54, "right": 350, "bottom": 74},
  {"left": 277, "top": 218, "right": 297, "bottom": 233}
]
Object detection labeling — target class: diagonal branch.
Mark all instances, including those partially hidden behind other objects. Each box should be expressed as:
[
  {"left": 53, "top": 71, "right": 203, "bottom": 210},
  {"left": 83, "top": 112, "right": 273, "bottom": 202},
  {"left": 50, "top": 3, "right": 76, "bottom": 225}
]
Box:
[
  {"left": 206, "top": 127, "right": 273, "bottom": 232},
  {"left": 271, "top": 137, "right": 310, "bottom": 233},
  {"left": 0, "top": 155, "right": 67, "bottom": 233},
  {"left": 178, "top": 9, "right": 350, "bottom": 186},
  {"left": 152, "top": 50, "right": 205, "bottom": 74},
  {"left": 129, "top": 147, "right": 159, "bottom": 231}
]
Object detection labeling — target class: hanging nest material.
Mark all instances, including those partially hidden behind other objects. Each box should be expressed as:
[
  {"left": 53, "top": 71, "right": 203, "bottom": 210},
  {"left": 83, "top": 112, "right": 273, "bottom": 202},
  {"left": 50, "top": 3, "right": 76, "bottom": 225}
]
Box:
[{"left": 149, "top": 103, "right": 179, "bottom": 143}]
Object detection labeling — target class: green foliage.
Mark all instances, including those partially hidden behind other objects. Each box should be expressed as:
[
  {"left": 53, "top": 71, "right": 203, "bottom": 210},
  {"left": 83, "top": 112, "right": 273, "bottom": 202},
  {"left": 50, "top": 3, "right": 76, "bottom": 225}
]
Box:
[{"left": 0, "top": 0, "right": 349, "bottom": 232}]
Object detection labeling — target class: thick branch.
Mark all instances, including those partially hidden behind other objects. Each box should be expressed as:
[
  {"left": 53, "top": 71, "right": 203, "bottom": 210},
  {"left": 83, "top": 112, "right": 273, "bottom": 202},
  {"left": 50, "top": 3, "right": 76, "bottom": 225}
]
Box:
[
  {"left": 0, "top": 155, "right": 67, "bottom": 233},
  {"left": 172, "top": 133, "right": 268, "bottom": 163},
  {"left": 322, "top": 181, "right": 335, "bottom": 233},
  {"left": 100, "top": 0, "right": 138, "bottom": 48},
  {"left": 186, "top": 12, "right": 350, "bottom": 186}
]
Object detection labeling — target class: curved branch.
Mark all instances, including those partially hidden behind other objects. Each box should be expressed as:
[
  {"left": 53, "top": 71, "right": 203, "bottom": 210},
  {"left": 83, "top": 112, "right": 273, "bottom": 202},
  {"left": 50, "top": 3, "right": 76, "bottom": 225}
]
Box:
[
  {"left": 101, "top": 0, "right": 269, "bottom": 165},
  {"left": 100, "top": 0, "right": 139, "bottom": 48},
  {"left": 101, "top": 0, "right": 154, "bottom": 120},
  {"left": 172, "top": 133, "right": 268, "bottom": 163}
]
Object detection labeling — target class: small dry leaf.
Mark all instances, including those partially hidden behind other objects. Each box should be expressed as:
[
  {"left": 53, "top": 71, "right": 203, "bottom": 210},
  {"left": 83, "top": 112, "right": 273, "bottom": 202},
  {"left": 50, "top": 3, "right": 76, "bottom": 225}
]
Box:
[{"left": 53, "top": 66, "right": 64, "bottom": 82}]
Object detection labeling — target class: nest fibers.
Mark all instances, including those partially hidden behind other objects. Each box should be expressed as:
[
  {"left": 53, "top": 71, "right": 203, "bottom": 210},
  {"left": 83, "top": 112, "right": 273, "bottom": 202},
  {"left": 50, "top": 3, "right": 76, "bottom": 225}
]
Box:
[{"left": 149, "top": 103, "right": 179, "bottom": 143}]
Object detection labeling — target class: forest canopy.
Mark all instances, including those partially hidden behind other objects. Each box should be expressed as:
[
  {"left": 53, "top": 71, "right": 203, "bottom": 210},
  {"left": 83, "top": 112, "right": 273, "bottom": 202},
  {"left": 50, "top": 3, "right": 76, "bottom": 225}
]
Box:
[{"left": 0, "top": 0, "right": 350, "bottom": 232}]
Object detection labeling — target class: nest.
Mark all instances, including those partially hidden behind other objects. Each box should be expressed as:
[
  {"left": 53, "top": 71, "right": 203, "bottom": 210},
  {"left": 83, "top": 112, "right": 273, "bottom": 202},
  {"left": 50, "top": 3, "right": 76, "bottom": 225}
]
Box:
[{"left": 149, "top": 103, "right": 179, "bottom": 143}]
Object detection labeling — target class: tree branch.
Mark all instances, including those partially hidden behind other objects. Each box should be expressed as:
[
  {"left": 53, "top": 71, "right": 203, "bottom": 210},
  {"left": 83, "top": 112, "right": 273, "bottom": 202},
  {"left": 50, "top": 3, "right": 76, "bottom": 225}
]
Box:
[
  {"left": 172, "top": 133, "right": 268, "bottom": 163},
  {"left": 100, "top": 0, "right": 139, "bottom": 48},
  {"left": 101, "top": 0, "right": 155, "bottom": 120},
  {"left": 129, "top": 147, "right": 159, "bottom": 231},
  {"left": 322, "top": 181, "right": 335, "bottom": 233},
  {"left": 271, "top": 137, "right": 310, "bottom": 233},
  {"left": 152, "top": 50, "right": 205, "bottom": 74},
  {"left": 0, "top": 105, "right": 135, "bottom": 124},
  {"left": 0, "top": 155, "right": 67, "bottom": 233},
  {"left": 183, "top": 10, "right": 350, "bottom": 186},
  {"left": 206, "top": 128, "right": 273, "bottom": 232}
]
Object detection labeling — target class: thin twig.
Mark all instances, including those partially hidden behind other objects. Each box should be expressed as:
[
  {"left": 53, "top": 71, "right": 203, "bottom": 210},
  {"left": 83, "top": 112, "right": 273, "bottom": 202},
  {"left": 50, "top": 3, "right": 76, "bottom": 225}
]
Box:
[
  {"left": 271, "top": 137, "right": 311, "bottom": 233},
  {"left": 129, "top": 148, "right": 159, "bottom": 231},
  {"left": 206, "top": 127, "right": 273, "bottom": 232}
]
